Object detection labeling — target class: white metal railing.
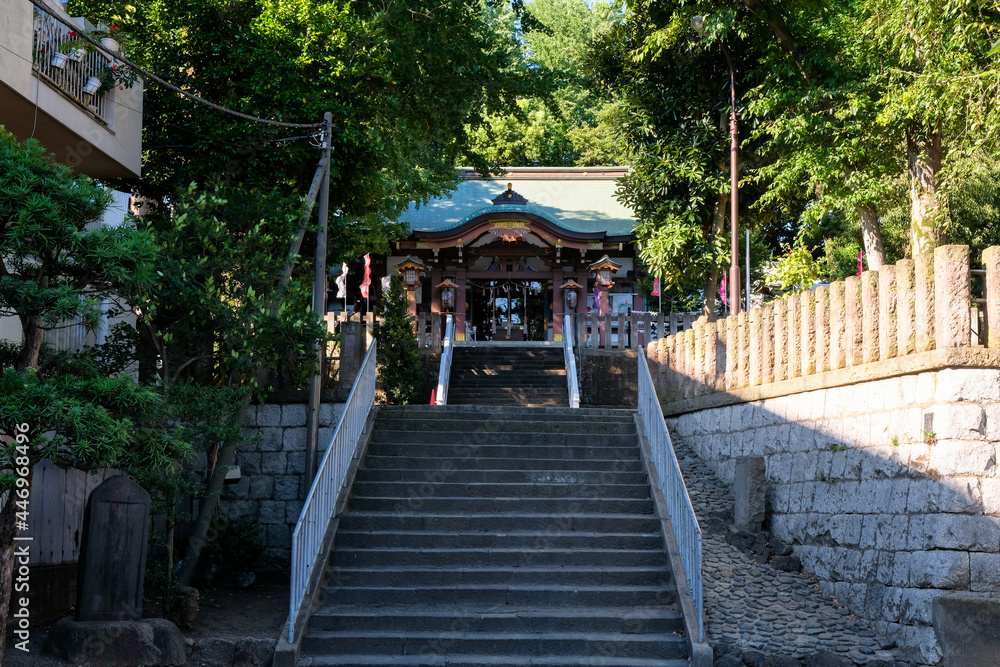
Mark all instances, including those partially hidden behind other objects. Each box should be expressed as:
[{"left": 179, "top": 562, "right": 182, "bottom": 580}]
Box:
[
  {"left": 637, "top": 352, "right": 703, "bottom": 642},
  {"left": 32, "top": 10, "right": 111, "bottom": 123},
  {"left": 288, "top": 340, "right": 377, "bottom": 644},
  {"left": 435, "top": 314, "right": 455, "bottom": 405},
  {"left": 564, "top": 312, "right": 580, "bottom": 408}
]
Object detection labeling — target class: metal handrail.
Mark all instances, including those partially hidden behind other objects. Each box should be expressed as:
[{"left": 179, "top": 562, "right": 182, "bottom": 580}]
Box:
[
  {"left": 435, "top": 314, "right": 455, "bottom": 405},
  {"left": 564, "top": 312, "right": 580, "bottom": 408},
  {"left": 637, "top": 352, "right": 703, "bottom": 642},
  {"left": 288, "top": 340, "right": 377, "bottom": 644}
]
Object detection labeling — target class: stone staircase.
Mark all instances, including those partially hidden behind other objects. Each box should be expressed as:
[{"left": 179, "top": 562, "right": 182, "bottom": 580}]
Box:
[
  {"left": 298, "top": 405, "right": 688, "bottom": 666},
  {"left": 447, "top": 346, "right": 568, "bottom": 407}
]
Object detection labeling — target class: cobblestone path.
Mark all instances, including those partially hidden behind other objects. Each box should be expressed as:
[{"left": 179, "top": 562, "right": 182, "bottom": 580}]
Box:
[{"left": 672, "top": 438, "right": 916, "bottom": 666}]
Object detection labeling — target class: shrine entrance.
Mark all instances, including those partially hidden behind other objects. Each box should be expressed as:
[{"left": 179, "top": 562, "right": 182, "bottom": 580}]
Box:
[{"left": 467, "top": 278, "right": 550, "bottom": 341}]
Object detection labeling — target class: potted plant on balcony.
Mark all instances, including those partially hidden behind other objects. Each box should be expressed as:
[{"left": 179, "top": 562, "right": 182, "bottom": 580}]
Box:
[
  {"left": 60, "top": 23, "right": 126, "bottom": 60},
  {"left": 94, "top": 62, "right": 140, "bottom": 95},
  {"left": 95, "top": 23, "right": 123, "bottom": 53}
]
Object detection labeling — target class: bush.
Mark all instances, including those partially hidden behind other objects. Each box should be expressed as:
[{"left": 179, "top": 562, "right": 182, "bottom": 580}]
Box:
[{"left": 375, "top": 275, "right": 425, "bottom": 405}]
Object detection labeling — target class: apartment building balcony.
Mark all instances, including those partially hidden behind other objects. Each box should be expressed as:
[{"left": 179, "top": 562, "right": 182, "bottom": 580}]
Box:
[{"left": 0, "top": 0, "right": 143, "bottom": 178}]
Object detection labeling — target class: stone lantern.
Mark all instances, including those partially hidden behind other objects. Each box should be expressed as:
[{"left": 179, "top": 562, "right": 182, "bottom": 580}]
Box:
[
  {"left": 394, "top": 256, "right": 428, "bottom": 317},
  {"left": 590, "top": 255, "right": 621, "bottom": 291},
  {"left": 588, "top": 255, "right": 621, "bottom": 346}
]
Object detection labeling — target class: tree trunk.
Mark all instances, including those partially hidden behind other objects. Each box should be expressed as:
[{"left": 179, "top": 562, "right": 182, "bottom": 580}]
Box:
[
  {"left": 857, "top": 204, "right": 886, "bottom": 270},
  {"left": 702, "top": 192, "right": 730, "bottom": 318},
  {"left": 0, "top": 469, "right": 32, "bottom": 666},
  {"left": 16, "top": 316, "right": 43, "bottom": 372},
  {"left": 176, "top": 402, "right": 251, "bottom": 588},
  {"left": 907, "top": 126, "right": 946, "bottom": 254},
  {"left": 740, "top": 0, "right": 812, "bottom": 85}
]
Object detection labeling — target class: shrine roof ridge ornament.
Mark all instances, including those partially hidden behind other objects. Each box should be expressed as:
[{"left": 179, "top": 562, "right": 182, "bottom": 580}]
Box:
[{"left": 492, "top": 182, "right": 528, "bottom": 206}]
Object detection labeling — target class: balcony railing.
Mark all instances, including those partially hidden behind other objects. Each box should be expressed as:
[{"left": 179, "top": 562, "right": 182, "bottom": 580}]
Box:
[{"left": 32, "top": 10, "right": 111, "bottom": 124}]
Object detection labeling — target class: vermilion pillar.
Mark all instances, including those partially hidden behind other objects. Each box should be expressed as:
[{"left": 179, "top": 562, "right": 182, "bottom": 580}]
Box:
[{"left": 456, "top": 268, "right": 467, "bottom": 341}]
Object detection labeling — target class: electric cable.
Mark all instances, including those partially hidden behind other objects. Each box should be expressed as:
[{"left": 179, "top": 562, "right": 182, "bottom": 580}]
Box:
[{"left": 27, "top": 0, "right": 324, "bottom": 130}]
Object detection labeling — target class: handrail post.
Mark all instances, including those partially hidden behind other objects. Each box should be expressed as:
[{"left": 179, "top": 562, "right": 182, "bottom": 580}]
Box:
[
  {"left": 435, "top": 314, "right": 455, "bottom": 405},
  {"left": 564, "top": 310, "right": 580, "bottom": 408}
]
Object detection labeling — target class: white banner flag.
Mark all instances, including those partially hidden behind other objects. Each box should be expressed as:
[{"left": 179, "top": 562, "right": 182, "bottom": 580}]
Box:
[{"left": 335, "top": 262, "right": 348, "bottom": 299}]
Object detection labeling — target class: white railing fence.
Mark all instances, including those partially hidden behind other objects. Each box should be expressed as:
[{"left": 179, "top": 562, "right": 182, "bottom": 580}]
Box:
[
  {"left": 32, "top": 10, "right": 111, "bottom": 123},
  {"left": 637, "top": 352, "right": 703, "bottom": 642},
  {"left": 288, "top": 340, "right": 377, "bottom": 644},
  {"left": 563, "top": 313, "right": 580, "bottom": 408},
  {"left": 435, "top": 314, "right": 455, "bottom": 405}
]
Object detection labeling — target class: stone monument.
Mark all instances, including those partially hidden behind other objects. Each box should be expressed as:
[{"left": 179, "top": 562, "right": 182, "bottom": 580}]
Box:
[
  {"left": 46, "top": 475, "right": 185, "bottom": 666},
  {"left": 733, "top": 455, "right": 767, "bottom": 533}
]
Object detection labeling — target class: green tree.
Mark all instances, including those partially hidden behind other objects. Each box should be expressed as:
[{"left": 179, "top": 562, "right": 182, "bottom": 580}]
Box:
[
  {"left": 592, "top": 2, "right": 754, "bottom": 314},
  {"left": 132, "top": 185, "right": 324, "bottom": 389},
  {"left": 0, "top": 131, "right": 188, "bottom": 664},
  {"left": 376, "top": 276, "right": 425, "bottom": 405},
  {"left": 71, "top": 0, "right": 544, "bottom": 253},
  {"left": 0, "top": 130, "right": 155, "bottom": 370},
  {"left": 864, "top": 0, "right": 1000, "bottom": 253},
  {"left": 463, "top": 0, "right": 626, "bottom": 167}
]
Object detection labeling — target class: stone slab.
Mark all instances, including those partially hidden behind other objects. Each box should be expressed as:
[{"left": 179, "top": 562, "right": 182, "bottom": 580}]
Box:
[
  {"left": 46, "top": 617, "right": 185, "bottom": 667},
  {"left": 933, "top": 595, "right": 1000, "bottom": 667}
]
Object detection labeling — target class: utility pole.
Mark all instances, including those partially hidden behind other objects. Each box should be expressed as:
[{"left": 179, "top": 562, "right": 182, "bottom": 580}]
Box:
[
  {"left": 305, "top": 112, "right": 332, "bottom": 484},
  {"left": 722, "top": 43, "right": 740, "bottom": 316}
]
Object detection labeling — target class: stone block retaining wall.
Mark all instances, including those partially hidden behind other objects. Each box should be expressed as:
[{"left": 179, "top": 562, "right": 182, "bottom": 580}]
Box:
[
  {"left": 220, "top": 402, "right": 345, "bottom": 572},
  {"left": 653, "top": 244, "right": 1000, "bottom": 664},
  {"left": 665, "top": 365, "right": 1000, "bottom": 665}
]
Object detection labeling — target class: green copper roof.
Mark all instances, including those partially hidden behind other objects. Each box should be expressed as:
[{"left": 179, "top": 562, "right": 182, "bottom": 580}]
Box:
[{"left": 399, "top": 167, "right": 635, "bottom": 237}]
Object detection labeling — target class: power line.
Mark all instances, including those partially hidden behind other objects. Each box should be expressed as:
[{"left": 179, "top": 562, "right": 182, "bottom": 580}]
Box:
[{"left": 26, "top": 0, "right": 324, "bottom": 130}]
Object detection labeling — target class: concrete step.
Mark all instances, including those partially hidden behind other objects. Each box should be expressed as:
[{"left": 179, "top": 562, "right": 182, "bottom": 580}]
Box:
[
  {"left": 298, "top": 656, "right": 688, "bottom": 667},
  {"left": 349, "top": 481, "right": 651, "bottom": 499},
  {"left": 449, "top": 397, "right": 568, "bottom": 408},
  {"left": 361, "top": 456, "right": 644, "bottom": 472},
  {"left": 366, "top": 442, "right": 642, "bottom": 459},
  {"left": 448, "top": 382, "right": 567, "bottom": 390},
  {"left": 347, "top": 496, "right": 655, "bottom": 515},
  {"left": 296, "top": 403, "right": 685, "bottom": 667},
  {"left": 336, "top": 513, "right": 662, "bottom": 534},
  {"left": 371, "top": 418, "right": 636, "bottom": 434},
  {"left": 301, "top": 629, "right": 686, "bottom": 660},
  {"left": 449, "top": 371, "right": 565, "bottom": 377},
  {"left": 330, "top": 548, "right": 667, "bottom": 568},
  {"left": 327, "top": 566, "right": 671, "bottom": 588},
  {"left": 333, "top": 530, "right": 662, "bottom": 550},
  {"left": 376, "top": 406, "right": 635, "bottom": 421},
  {"left": 378, "top": 405, "right": 635, "bottom": 424},
  {"left": 448, "top": 389, "right": 569, "bottom": 408},
  {"left": 354, "top": 468, "right": 649, "bottom": 485},
  {"left": 321, "top": 584, "right": 676, "bottom": 608},
  {"left": 307, "top": 605, "right": 684, "bottom": 634},
  {"left": 369, "top": 431, "right": 638, "bottom": 447}
]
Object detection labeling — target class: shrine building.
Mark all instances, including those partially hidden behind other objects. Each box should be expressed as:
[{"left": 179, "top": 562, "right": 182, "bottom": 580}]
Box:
[{"left": 378, "top": 166, "right": 640, "bottom": 342}]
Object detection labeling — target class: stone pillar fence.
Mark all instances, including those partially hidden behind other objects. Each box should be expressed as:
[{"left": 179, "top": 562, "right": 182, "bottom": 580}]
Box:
[{"left": 647, "top": 245, "right": 995, "bottom": 402}]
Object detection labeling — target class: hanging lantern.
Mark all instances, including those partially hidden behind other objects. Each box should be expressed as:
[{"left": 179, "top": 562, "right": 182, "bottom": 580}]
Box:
[
  {"left": 560, "top": 279, "right": 583, "bottom": 310},
  {"left": 437, "top": 278, "right": 458, "bottom": 311}
]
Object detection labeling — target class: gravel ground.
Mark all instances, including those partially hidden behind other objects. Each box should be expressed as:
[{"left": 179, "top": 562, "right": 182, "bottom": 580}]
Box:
[{"left": 672, "top": 437, "right": 915, "bottom": 666}]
